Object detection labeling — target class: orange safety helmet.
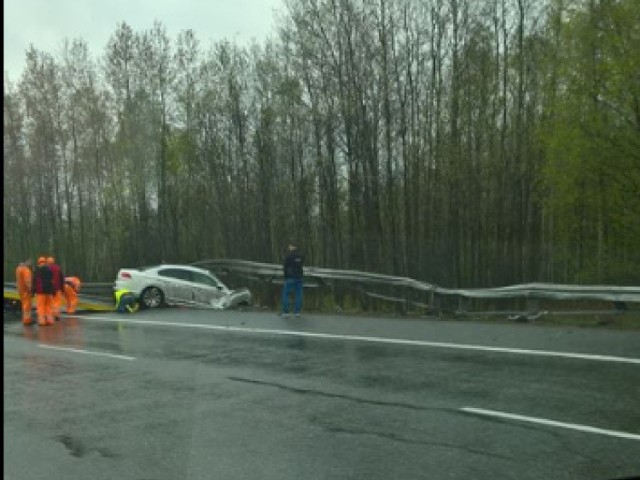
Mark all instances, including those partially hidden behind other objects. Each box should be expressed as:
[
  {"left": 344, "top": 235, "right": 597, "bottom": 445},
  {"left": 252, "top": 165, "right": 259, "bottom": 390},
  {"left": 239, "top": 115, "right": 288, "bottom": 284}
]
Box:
[
  {"left": 46, "top": 256, "right": 55, "bottom": 264},
  {"left": 37, "top": 256, "right": 47, "bottom": 265}
]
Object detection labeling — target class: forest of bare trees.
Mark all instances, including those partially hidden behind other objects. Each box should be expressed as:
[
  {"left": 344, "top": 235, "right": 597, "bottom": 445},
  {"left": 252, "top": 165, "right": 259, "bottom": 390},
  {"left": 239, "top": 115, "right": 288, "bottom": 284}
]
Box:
[{"left": 4, "top": 0, "right": 639, "bottom": 287}]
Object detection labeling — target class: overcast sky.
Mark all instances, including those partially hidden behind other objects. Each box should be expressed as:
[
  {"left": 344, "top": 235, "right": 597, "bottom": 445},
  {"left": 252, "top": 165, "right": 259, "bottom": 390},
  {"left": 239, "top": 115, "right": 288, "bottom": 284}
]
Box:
[{"left": 4, "top": 0, "right": 286, "bottom": 81}]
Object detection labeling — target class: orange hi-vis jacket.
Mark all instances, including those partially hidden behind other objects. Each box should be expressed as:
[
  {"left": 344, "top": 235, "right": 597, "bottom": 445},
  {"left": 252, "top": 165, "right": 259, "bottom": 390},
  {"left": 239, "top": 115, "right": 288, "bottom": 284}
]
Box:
[
  {"left": 65, "top": 277, "right": 81, "bottom": 292},
  {"left": 64, "top": 277, "right": 81, "bottom": 314},
  {"left": 16, "top": 263, "right": 32, "bottom": 294},
  {"left": 16, "top": 263, "right": 33, "bottom": 324}
]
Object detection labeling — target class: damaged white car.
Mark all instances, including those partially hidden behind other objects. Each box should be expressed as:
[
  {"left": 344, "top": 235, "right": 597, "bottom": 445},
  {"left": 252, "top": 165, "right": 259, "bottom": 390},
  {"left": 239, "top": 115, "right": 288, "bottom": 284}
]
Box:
[{"left": 114, "top": 264, "right": 251, "bottom": 310}]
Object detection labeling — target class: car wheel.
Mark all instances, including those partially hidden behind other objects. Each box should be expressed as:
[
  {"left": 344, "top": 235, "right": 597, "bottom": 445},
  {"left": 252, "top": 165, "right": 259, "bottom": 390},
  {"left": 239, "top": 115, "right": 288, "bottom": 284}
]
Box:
[{"left": 141, "top": 287, "right": 164, "bottom": 309}]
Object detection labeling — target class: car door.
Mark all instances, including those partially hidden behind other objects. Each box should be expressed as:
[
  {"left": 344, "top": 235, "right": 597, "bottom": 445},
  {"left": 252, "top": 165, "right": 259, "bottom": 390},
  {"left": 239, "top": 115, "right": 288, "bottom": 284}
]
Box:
[
  {"left": 156, "top": 268, "right": 195, "bottom": 305},
  {"left": 191, "top": 271, "right": 226, "bottom": 307}
]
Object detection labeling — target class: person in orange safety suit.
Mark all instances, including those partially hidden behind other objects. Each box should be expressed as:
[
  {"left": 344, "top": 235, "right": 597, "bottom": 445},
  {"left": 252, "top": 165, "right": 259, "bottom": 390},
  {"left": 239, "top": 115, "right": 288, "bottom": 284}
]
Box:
[
  {"left": 47, "top": 256, "right": 64, "bottom": 321},
  {"left": 15, "top": 258, "right": 33, "bottom": 325},
  {"left": 33, "top": 256, "right": 54, "bottom": 326},
  {"left": 63, "top": 276, "right": 82, "bottom": 314}
]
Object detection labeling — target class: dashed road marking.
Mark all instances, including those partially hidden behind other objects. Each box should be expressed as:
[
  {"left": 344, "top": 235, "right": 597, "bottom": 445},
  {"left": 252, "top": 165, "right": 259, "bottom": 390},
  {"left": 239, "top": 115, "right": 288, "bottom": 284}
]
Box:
[
  {"left": 461, "top": 407, "right": 640, "bottom": 441},
  {"left": 38, "top": 344, "right": 135, "bottom": 361}
]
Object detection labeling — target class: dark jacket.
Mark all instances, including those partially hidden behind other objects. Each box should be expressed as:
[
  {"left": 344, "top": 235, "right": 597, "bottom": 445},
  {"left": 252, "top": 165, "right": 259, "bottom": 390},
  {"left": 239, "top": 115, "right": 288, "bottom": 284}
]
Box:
[
  {"left": 49, "top": 263, "right": 64, "bottom": 292},
  {"left": 283, "top": 250, "right": 304, "bottom": 279},
  {"left": 33, "top": 265, "right": 54, "bottom": 295}
]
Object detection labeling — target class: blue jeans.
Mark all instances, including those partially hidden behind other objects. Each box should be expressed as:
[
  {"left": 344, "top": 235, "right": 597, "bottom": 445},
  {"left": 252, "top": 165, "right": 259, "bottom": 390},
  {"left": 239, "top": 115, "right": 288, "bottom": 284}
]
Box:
[
  {"left": 117, "top": 294, "right": 139, "bottom": 313},
  {"left": 282, "top": 278, "right": 303, "bottom": 314}
]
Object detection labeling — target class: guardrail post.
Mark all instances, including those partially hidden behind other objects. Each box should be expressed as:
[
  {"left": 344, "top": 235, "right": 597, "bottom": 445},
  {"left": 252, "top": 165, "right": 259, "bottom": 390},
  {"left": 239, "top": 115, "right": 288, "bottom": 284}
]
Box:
[
  {"left": 266, "top": 277, "right": 279, "bottom": 309},
  {"left": 430, "top": 290, "right": 441, "bottom": 316},
  {"left": 358, "top": 286, "right": 369, "bottom": 312},
  {"left": 526, "top": 296, "right": 540, "bottom": 318},
  {"left": 402, "top": 289, "right": 409, "bottom": 316},
  {"left": 457, "top": 295, "right": 467, "bottom": 315},
  {"left": 613, "top": 301, "right": 627, "bottom": 311},
  {"left": 333, "top": 280, "right": 344, "bottom": 312}
]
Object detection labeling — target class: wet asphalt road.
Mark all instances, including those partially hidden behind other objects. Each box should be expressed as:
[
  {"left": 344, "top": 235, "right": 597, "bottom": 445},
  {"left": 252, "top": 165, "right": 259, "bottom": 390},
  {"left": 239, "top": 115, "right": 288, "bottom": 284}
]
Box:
[{"left": 4, "top": 309, "right": 640, "bottom": 480}]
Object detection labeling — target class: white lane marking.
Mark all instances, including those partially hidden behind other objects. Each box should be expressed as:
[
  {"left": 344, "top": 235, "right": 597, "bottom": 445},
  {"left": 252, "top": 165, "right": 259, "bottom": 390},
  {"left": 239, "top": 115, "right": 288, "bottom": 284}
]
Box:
[
  {"left": 68, "top": 315, "right": 640, "bottom": 365},
  {"left": 461, "top": 407, "right": 640, "bottom": 441},
  {"left": 38, "top": 344, "right": 135, "bottom": 361}
]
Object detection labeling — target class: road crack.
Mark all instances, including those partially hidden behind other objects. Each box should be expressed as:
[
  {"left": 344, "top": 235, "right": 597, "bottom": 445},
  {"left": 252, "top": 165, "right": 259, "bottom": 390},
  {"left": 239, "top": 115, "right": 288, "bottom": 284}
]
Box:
[{"left": 227, "top": 375, "right": 440, "bottom": 412}]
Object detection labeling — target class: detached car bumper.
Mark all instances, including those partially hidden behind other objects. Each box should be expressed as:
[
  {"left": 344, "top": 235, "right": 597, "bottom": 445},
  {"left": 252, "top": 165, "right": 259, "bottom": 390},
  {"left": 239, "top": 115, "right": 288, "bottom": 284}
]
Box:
[{"left": 216, "top": 288, "right": 252, "bottom": 309}]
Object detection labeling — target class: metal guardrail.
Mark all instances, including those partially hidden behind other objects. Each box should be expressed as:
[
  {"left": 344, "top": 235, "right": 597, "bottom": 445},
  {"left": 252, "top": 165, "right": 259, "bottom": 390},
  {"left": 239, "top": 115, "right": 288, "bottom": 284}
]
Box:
[
  {"left": 191, "top": 259, "right": 640, "bottom": 303},
  {"left": 3, "top": 282, "right": 114, "bottom": 299},
  {"left": 6, "top": 260, "right": 639, "bottom": 317},
  {"left": 3, "top": 283, "right": 114, "bottom": 312},
  {"left": 192, "top": 259, "right": 436, "bottom": 291},
  {"left": 435, "top": 283, "right": 640, "bottom": 303}
]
